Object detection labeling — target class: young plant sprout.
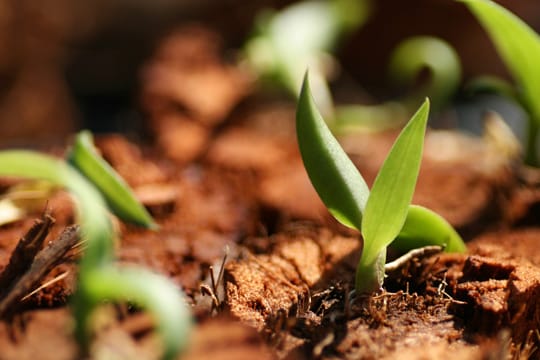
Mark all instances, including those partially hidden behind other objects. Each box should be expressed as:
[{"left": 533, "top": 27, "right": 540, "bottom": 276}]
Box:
[
  {"left": 245, "top": 2, "right": 462, "bottom": 135},
  {"left": 335, "top": 36, "right": 462, "bottom": 134},
  {"left": 297, "top": 74, "right": 466, "bottom": 294},
  {"left": 244, "top": 0, "right": 370, "bottom": 118},
  {"left": 0, "top": 131, "right": 191, "bottom": 360},
  {"left": 460, "top": 0, "right": 540, "bottom": 166}
]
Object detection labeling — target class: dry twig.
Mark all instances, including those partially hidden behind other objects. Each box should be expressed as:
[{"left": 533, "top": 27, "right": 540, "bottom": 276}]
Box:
[{"left": 0, "top": 213, "right": 80, "bottom": 318}]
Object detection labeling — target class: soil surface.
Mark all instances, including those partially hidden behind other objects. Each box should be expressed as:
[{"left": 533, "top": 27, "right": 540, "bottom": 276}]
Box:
[{"left": 0, "top": 25, "right": 539, "bottom": 360}]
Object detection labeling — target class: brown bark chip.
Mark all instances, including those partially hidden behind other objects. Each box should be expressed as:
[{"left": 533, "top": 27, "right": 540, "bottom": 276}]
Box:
[
  {"left": 434, "top": 254, "right": 540, "bottom": 350},
  {"left": 224, "top": 227, "right": 360, "bottom": 331},
  {"left": 141, "top": 25, "right": 251, "bottom": 126},
  {"left": 225, "top": 253, "right": 306, "bottom": 330}
]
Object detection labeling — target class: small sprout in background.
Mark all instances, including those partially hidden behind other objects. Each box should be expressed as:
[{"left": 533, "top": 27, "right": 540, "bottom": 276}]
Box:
[
  {"left": 334, "top": 36, "right": 462, "bottom": 134},
  {"left": 244, "top": 0, "right": 371, "bottom": 117},
  {"left": 297, "top": 74, "right": 466, "bottom": 294},
  {"left": 0, "top": 131, "right": 190, "bottom": 360},
  {"left": 244, "top": 2, "right": 464, "bottom": 135},
  {"left": 460, "top": 0, "right": 540, "bottom": 166},
  {"left": 67, "top": 130, "right": 158, "bottom": 230},
  {"left": 0, "top": 181, "right": 57, "bottom": 226},
  {"left": 388, "top": 36, "right": 462, "bottom": 112}
]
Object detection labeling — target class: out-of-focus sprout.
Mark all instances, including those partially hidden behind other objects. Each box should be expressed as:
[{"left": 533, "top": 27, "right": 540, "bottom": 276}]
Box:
[
  {"left": 244, "top": 0, "right": 371, "bottom": 117},
  {"left": 461, "top": 0, "right": 540, "bottom": 166},
  {"left": 334, "top": 36, "right": 462, "bottom": 133},
  {"left": 0, "top": 132, "right": 191, "bottom": 360},
  {"left": 388, "top": 36, "right": 462, "bottom": 111}
]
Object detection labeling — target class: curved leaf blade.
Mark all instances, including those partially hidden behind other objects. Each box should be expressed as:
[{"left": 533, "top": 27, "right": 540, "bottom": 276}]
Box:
[
  {"left": 67, "top": 131, "right": 157, "bottom": 229},
  {"left": 393, "top": 204, "right": 466, "bottom": 253},
  {"left": 360, "top": 99, "right": 430, "bottom": 265},
  {"left": 461, "top": 0, "right": 540, "bottom": 121},
  {"left": 388, "top": 36, "right": 461, "bottom": 111},
  {"left": 0, "top": 150, "right": 114, "bottom": 266},
  {"left": 296, "top": 73, "right": 369, "bottom": 230},
  {"left": 0, "top": 151, "right": 71, "bottom": 186},
  {"left": 77, "top": 266, "right": 192, "bottom": 360}
]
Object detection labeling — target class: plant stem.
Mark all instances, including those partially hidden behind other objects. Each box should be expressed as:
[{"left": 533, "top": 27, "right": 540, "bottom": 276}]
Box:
[{"left": 355, "top": 249, "right": 386, "bottom": 294}]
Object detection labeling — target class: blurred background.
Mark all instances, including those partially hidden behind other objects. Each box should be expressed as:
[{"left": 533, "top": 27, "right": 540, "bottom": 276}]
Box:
[{"left": 0, "top": 0, "right": 539, "bottom": 145}]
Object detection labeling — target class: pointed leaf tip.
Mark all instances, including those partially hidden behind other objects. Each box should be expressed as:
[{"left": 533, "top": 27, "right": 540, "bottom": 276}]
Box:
[
  {"left": 296, "top": 73, "right": 369, "bottom": 231},
  {"left": 360, "top": 99, "right": 430, "bottom": 265}
]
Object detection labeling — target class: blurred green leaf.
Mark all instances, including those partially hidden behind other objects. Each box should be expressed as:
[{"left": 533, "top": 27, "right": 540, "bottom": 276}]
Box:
[
  {"left": 388, "top": 36, "right": 461, "bottom": 111},
  {"left": 461, "top": 0, "right": 540, "bottom": 164},
  {"left": 67, "top": 131, "right": 157, "bottom": 229},
  {"left": 78, "top": 266, "right": 191, "bottom": 360}
]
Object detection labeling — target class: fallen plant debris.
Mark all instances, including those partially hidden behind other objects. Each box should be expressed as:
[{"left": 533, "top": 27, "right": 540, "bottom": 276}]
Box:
[{"left": 0, "top": 213, "right": 80, "bottom": 319}]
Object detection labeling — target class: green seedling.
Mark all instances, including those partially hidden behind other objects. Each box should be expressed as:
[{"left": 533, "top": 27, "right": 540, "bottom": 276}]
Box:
[
  {"left": 244, "top": 0, "right": 370, "bottom": 117},
  {"left": 245, "top": 3, "right": 461, "bottom": 134},
  {"left": 68, "top": 131, "right": 158, "bottom": 229},
  {"left": 460, "top": 0, "right": 540, "bottom": 165},
  {"left": 0, "top": 132, "right": 190, "bottom": 360},
  {"left": 335, "top": 36, "right": 462, "bottom": 133},
  {"left": 297, "top": 74, "right": 466, "bottom": 294}
]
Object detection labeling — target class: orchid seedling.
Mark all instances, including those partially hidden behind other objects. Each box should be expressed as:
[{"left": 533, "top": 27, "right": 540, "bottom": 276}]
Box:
[
  {"left": 335, "top": 36, "right": 462, "bottom": 134},
  {"left": 460, "top": 0, "right": 540, "bottom": 166},
  {"left": 297, "top": 74, "right": 466, "bottom": 294},
  {"left": 244, "top": 3, "right": 462, "bottom": 134},
  {"left": 244, "top": 0, "right": 370, "bottom": 118},
  {"left": 0, "top": 131, "right": 190, "bottom": 360}
]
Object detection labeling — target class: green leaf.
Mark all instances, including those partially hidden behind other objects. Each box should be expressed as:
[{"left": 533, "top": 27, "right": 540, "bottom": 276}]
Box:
[
  {"left": 67, "top": 131, "right": 157, "bottom": 229},
  {"left": 75, "top": 266, "right": 191, "bottom": 360},
  {"left": 0, "top": 149, "right": 188, "bottom": 360},
  {"left": 461, "top": 0, "right": 540, "bottom": 164},
  {"left": 0, "top": 150, "right": 114, "bottom": 265},
  {"left": 461, "top": 0, "right": 540, "bottom": 119},
  {"left": 0, "top": 151, "right": 72, "bottom": 186},
  {"left": 392, "top": 204, "right": 466, "bottom": 253},
  {"left": 465, "top": 75, "right": 518, "bottom": 101},
  {"left": 296, "top": 73, "right": 369, "bottom": 230},
  {"left": 360, "top": 99, "right": 430, "bottom": 266},
  {"left": 388, "top": 36, "right": 461, "bottom": 111}
]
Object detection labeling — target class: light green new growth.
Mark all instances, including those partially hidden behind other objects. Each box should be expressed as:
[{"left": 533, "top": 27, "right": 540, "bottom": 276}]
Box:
[
  {"left": 297, "top": 74, "right": 466, "bottom": 294},
  {"left": 332, "top": 36, "right": 461, "bottom": 134},
  {"left": 357, "top": 100, "right": 429, "bottom": 292},
  {"left": 461, "top": 0, "right": 540, "bottom": 165},
  {"left": 297, "top": 74, "right": 369, "bottom": 230},
  {"left": 388, "top": 36, "right": 461, "bottom": 112},
  {"left": 361, "top": 100, "right": 429, "bottom": 266},
  {"left": 67, "top": 131, "right": 157, "bottom": 229},
  {"left": 0, "top": 133, "right": 190, "bottom": 360}
]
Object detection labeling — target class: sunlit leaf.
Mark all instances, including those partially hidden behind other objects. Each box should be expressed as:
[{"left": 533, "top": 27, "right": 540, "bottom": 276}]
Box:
[
  {"left": 392, "top": 204, "right": 466, "bottom": 253},
  {"left": 461, "top": 0, "right": 540, "bottom": 164},
  {"left": 0, "top": 181, "right": 58, "bottom": 226},
  {"left": 296, "top": 73, "right": 369, "bottom": 230},
  {"left": 360, "top": 99, "right": 430, "bottom": 266}
]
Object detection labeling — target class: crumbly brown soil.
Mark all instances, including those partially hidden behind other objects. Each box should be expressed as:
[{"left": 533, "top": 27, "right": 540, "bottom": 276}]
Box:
[{"left": 0, "top": 25, "right": 540, "bottom": 360}]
